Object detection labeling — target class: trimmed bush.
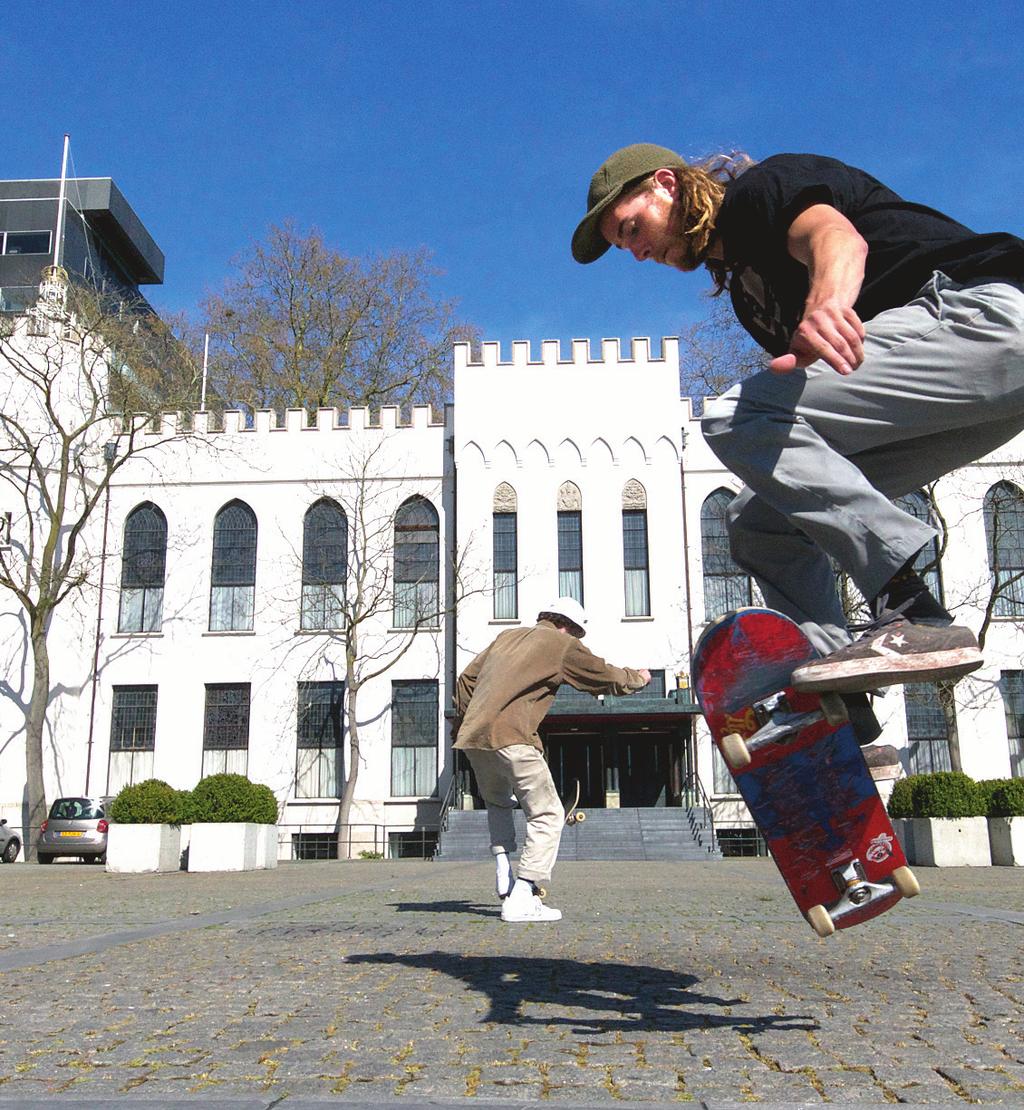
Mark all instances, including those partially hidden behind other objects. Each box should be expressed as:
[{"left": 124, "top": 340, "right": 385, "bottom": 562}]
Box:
[
  {"left": 976, "top": 779, "right": 1005, "bottom": 816},
  {"left": 108, "top": 779, "right": 188, "bottom": 825},
  {"left": 988, "top": 779, "right": 1024, "bottom": 818},
  {"left": 912, "top": 771, "right": 986, "bottom": 818},
  {"left": 185, "top": 774, "right": 278, "bottom": 824},
  {"left": 887, "top": 776, "right": 916, "bottom": 819}
]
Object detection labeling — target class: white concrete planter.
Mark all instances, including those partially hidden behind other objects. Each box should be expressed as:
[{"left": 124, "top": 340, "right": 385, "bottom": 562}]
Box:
[
  {"left": 187, "top": 822, "right": 278, "bottom": 872},
  {"left": 988, "top": 816, "right": 1024, "bottom": 866},
  {"left": 893, "top": 817, "right": 991, "bottom": 866},
  {"left": 106, "top": 823, "right": 183, "bottom": 873}
]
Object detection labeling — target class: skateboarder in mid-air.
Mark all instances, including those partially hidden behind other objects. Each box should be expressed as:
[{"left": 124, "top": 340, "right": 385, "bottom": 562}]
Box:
[
  {"left": 572, "top": 144, "right": 1024, "bottom": 739},
  {"left": 453, "top": 598, "right": 649, "bottom": 923}
]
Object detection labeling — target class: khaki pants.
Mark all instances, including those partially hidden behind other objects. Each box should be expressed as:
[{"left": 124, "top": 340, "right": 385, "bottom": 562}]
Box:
[{"left": 464, "top": 744, "right": 564, "bottom": 884}]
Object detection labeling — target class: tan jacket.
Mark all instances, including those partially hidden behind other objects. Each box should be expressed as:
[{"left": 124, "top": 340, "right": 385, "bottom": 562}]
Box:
[{"left": 453, "top": 620, "right": 646, "bottom": 752}]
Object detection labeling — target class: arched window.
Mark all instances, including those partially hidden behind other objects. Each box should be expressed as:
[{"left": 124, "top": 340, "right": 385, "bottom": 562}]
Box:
[
  {"left": 118, "top": 502, "right": 167, "bottom": 633},
  {"left": 700, "top": 489, "right": 752, "bottom": 620},
  {"left": 209, "top": 500, "right": 257, "bottom": 631},
  {"left": 622, "top": 480, "right": 650, "bottom": 617},
  {"left": 984, "top": 481, "right": 1024, "bottom": 617},
  {"left": 301, "top": 499, "right": 347, "bottom": 630},
  {"left": 893, "top": 490, "right": 943, "bottom": 603},
  {"left": 393, "top": 496, "right": 439, "bottom": 628},
  {"left": 556, "top": 481, "right": 584, "bottom": 603},
  {"left": 492, "top": 483, "right": 518, "bottom": 620}
]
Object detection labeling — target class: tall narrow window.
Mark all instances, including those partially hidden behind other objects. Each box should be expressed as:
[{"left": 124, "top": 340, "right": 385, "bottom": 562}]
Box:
[
  {"left": 118, "top": 503, "right": 167, "bottom": 633},
  {"left": 556, "top": 481, "right": 583, "bottom": 603},
  {"left": 893, "top": 491, "right": 943, "bottom": 602},
  {"left": 999, "top": 671, "right": 1024, "bottom": 778},
  {"left": 202, "top": 683, "right": 250, "bottom": 776},
  {"left": 391, "top": 680, "right": 438, "bottom": 796},
  {"left": 295, "top": 681, "right": 344, "bottom": 798},
  {"left": 984, "top": 482, "right": 1024, "bottom": 617},
  {"left": 301, "top": 500, "right": 347, "bottom": 630},
  {"left": 492, "top": 483, "right": 518, "bottom": 620},
  {"left": 903, "top": 684, "right": 953, "bottom": 775},
  {"left": 393, "top": 497, "right": 439, "bottom": 628},
  {"left": 107, "top": 685, "right": 157, "bottom": 794},
  {"left": 700, "top": 489, "right": 752, "bottom": 620},
  {"left": 210, "top": 501, "right": 257, "bottom": 631},
  {"left": 622, "top": 480, "right": 650, "bottom": 617}
]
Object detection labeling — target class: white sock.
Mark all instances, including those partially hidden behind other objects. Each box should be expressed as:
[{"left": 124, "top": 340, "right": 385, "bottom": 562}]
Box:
[
  {"left": 510, "top": 878, "right": 534, "bottom": 900},
  {"left": 494, "top": 850, "right": 513, "bottom": 897}
]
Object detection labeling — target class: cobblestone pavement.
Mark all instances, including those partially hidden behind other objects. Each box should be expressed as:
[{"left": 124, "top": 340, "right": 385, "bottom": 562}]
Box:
[{"left": 0, "top": 858, "right": 1022, "bottom": 1107}]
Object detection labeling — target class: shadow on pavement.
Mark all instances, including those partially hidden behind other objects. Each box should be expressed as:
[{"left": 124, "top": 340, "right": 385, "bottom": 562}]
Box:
[
  {"left": 345, "top": 951, "right": 818, "bottom": 1034},
  {"left": 390, "top": 899, "right": 497, "bottom": 916}
]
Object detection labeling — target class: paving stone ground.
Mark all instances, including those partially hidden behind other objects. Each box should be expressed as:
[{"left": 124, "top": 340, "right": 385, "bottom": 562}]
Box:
[{"left": 0, "top": 857, "right": 1021, "bottom": 1107}]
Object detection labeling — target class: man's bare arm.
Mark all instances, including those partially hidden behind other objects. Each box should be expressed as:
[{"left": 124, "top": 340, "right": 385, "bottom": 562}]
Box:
[{"left": 769, "top": 203, "right": 868, "bottom": 377}]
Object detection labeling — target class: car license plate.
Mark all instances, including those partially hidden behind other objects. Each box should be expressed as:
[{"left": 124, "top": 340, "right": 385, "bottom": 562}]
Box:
[{"left": 59, "top": 830, "right": 83, "bottom": 837}]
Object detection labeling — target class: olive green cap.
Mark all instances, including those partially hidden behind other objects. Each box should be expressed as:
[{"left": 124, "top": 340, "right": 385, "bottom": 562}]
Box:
[{"left": 571, "top": 143, "right": 687, "bottom": 264}]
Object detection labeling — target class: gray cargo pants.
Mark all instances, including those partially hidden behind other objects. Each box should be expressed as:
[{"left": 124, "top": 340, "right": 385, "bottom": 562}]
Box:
[{"left": 701, "top": 273, "right": 1024, "bottom": 655}]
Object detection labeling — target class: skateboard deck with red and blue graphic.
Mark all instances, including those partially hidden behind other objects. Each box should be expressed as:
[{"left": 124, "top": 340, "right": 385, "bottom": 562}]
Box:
[{"left": 692, "top": 607, "right": 919, "bottom": 936}]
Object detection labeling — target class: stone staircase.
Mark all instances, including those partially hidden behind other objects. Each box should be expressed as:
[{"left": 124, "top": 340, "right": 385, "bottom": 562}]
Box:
[{"left": 434, "top": 806, "right": 721, "bottom": 861}]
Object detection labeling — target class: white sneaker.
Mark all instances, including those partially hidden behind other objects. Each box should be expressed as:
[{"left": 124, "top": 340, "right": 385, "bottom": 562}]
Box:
[{"left": 500, "top": 890, "right": 562, "bottom": 923}]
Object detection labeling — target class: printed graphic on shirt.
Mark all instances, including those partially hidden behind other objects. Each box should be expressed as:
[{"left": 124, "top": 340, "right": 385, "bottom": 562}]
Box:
[{"left": 734, "top": 266, "right": 792, "bottom": 350}]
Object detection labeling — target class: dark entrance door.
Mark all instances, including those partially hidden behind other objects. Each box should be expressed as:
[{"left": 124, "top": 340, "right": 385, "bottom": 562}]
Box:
[{"left": 543, "top": 732, "right": 604, "bottom": 807}]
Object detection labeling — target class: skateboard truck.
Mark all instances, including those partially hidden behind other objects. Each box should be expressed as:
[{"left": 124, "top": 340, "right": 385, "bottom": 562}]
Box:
[
  {"left": 805, "top": 859, "right": 921, "bottom": 937},
  {"left": 720, "top": 691, "right": 848, "bottom": 770}
]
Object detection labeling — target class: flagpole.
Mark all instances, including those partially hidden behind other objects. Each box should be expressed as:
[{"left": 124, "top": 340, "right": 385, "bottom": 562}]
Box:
[{"left": 52, "top": 134, "right": 71, "bottom": 270}]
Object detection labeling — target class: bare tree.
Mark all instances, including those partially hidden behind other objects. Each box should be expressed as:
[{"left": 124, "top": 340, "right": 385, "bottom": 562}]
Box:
[
  {"left": 201, "top": 223, "right": 478, "bottom": 419},
  {"left": 679, "top": 297, "right": 765, "bottom": 411},
  {"left": 0, "top": 271, "right": 201, "bottom": 858}
]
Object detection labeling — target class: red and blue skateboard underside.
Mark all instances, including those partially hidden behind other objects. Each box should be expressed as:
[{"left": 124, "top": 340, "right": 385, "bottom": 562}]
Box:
[{"left": 693, "top": 608, "right": 907, "bottom": 931}]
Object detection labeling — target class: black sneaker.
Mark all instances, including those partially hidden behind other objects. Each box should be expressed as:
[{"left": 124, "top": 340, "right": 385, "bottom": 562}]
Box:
[{"left": 791, "top": 612, "right": 982, "bottom": 694}]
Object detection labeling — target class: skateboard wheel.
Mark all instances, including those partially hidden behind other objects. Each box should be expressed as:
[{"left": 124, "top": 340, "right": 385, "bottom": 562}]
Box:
[
  {"left": 806, "top": 904, "right": 835, "bottom": 938},
  {"left": 819, "top": 692, "right": 848, "bottom": 726},
  {"left": 575, "top": 811, "right": 586, "bottom": 823},
  {"left": 536, "top": 886, "right": 547, "bottom": 898},
  {"left": 891, "top": 865, "right": 920, "bottom": 898},
  {"left": 720, "top": 732, "right": 752, "bottom": 771}
]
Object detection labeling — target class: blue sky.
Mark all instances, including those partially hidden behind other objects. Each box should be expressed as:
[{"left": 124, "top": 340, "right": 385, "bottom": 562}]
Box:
[{"left": 6, "top": 1, "right": 1024, "bottom": 356}]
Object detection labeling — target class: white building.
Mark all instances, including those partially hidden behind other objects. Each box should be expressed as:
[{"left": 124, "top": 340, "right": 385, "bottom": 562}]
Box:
[{"left": 2, "top": 322, "right": 1022, "bottom": 861}]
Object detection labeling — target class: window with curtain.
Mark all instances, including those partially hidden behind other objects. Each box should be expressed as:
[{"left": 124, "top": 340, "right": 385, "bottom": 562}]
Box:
[
  {"left": 556, "top": 482, "right": 583, "bottom": 603},
  {"left": 391, "top": 680, "right": 438, "bottom": 796},
  {"left": 700, "top": 489, "right": 752, "bottom": 620},
  {"left": 393, "top": 497, "right": 439, "bottom": 628},
  {"left": 107, "top": 685, "right": 157, "bottom": 794},
  {"left": 295, "top": 680, "right": 344, "bottom": 798},
  {"left": 903, "top": 684, "right": 953, "bottom": 774},
  {"left": 118, "top": 503, "right": 167, "bottom": 633},
  {"left": 493, "top": 512, "right": 518, "bottom": 619},
  {"left": 301, "top": 500, "right": 347, "bottom": 630},
  {"left": 209, "top": 501, "right": 257, "bottom": 631},
  {"left": 202, "top": 682, "right": 250, "bottom": 776},
  {"left": 984, "top": 482, "right": 1024, "bottom": 617},
  {"left": 998, "top": 671, "right": 1024, "bottom": 778},
  {"left": 622, "top": 479, "right": 650, "bottom": 616}
]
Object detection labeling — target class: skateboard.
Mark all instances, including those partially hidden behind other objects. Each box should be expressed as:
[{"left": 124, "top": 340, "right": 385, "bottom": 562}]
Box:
[
  {"left": 692, "top": 607, "right": 919, "bottom": 937},
  {"left": 564, "top": 780, "right": 586, "bottom": 826}
]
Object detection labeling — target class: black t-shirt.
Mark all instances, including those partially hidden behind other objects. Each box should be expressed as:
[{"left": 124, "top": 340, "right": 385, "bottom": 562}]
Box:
[{"left": 716, "top": 153, "right": 1024, "bottom": 356}]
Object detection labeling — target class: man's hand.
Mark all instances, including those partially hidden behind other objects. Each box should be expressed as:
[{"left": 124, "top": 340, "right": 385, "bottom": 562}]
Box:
[
  {"left": 770, "top": 204, "right": 868, "bottom": 376},
  {"left": 769, "top": 300, "right": 866, "bottom": 376},
  {"left": 636, "top": 668, "right": 652, "bottom": 686}
]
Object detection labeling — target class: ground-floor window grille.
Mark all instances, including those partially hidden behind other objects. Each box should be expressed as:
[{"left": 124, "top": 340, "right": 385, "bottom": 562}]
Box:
[
  {"left": 903, "top": 684, "right": 953, "bottom": 774},
  {"left": 107, "top": 686, "right": 158, "bottom": 792},
  {"left": 388, "top": 830, "right": 438, "bottom": 859},
  {"left": 391, "top": 680, "right": 438, "bottom": 797},
  {"left": 295, "top": 681, "right": 344, "bottom": 798},
  {"left": 999, "top": 670, "right": 1024, "bottom": 777},
  {"left": 203, "top": 683, "right": 250, "bottom": 777}
]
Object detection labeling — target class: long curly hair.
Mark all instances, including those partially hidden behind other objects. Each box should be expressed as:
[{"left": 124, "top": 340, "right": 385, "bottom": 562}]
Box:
[{"left": 628, "top": 152, "right": 754, "bottom": 289}]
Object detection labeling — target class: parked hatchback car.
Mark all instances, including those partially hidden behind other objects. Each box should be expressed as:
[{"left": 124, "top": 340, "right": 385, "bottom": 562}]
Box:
[
  {"left": 0, "top": 818, "right": 20, "bottom": 863},
  {"left": 38, "top": 797, "right": 109, "bottom": 864}
]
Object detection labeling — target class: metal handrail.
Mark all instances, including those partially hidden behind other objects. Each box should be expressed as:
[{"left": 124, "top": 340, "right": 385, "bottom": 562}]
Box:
[{"left": 686, "top": 771, "right": 718, "bottom": 853}]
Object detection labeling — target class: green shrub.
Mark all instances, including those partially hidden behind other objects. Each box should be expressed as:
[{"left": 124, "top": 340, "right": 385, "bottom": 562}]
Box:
[
  {"left": 976, "top": 778, "right": 1005, "bottom": 816},
  {"left": 988, "top": 779, "right": 1024, "bottom": 818},
  {"left": 912, "top": 771, "right": 986, "bottom": 818},
  {"left": 108, "top": 779, "right": 188, "bottom": 825},
  {"left": 358, "top": 850, "right": 384, "bottom": 860},
  {"left": 185, "top": 774, "right": 278, "bottom": 824},
  {"left": 886, "top": 776, "right": 917, "bottom": 818}
]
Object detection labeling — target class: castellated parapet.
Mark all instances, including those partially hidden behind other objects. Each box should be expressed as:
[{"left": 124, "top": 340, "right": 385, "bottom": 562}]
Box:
[
  {"left": 143, "top": 403, "right": 447, "bottom": 439},
  {"left": 454, "top": 336, "right": 679, "bottom": 371}
]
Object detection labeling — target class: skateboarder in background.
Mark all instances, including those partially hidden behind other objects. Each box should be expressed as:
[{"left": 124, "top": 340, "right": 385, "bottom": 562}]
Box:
[
  {"left": 453, "top": 598, "right": 649, "bottom": 923},
  {"left": 572, "top": 143, "right": 1024, "bottom": 732}
]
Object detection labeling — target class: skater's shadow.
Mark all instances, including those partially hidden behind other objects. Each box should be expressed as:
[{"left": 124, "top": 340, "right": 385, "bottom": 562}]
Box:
[
  {"left": 344, "top": 951, "right": 817, "bottom": 1034},
  {"left": 391, "top": 899, "right": 495, "bottom": 917}
]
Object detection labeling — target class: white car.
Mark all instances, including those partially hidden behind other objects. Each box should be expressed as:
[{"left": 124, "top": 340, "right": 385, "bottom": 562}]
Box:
[{"left": 0, "top": 818, "right": 21, "bottom": 863}]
